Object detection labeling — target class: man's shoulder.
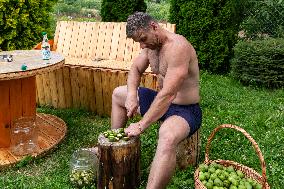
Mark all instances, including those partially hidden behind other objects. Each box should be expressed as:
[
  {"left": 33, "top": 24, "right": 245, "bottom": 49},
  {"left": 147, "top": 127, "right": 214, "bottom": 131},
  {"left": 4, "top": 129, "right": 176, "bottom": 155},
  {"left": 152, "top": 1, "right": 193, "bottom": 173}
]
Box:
[{"left": 166, "top": 35, "right": 191, "bottom": 53}]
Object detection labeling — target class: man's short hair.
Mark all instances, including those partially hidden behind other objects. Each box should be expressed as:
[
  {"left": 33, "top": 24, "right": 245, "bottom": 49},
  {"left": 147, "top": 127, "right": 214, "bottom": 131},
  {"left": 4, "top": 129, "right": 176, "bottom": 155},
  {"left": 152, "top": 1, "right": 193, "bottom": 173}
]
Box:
[{"left": 126, "top": 12, "right": 156, "bottom": 38}]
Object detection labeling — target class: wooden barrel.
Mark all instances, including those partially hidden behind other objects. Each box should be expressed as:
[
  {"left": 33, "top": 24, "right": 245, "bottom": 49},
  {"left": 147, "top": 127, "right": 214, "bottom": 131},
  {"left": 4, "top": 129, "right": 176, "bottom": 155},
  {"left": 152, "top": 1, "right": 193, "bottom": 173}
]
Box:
[{"left": 97, "top": 133, "right": 141, "bottom": 189}]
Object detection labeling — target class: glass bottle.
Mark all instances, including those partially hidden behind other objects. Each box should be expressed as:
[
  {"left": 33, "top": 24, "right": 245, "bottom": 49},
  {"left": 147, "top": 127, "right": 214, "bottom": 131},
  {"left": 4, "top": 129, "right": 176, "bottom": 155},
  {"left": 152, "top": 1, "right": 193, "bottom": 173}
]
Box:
[
  {"left": 41, "top": 32, "right": 51, "bottom": 60},
  {"left": 70, "top": 148, "right": 98, "bottom": 188},
  {"left": 10, "top": 116, "right": 38, "bottom": 156}
]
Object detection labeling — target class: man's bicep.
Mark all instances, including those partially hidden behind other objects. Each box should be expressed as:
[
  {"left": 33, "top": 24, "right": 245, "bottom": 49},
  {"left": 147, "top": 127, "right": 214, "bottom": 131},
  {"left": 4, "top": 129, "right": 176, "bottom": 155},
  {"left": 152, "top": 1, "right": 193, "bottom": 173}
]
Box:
[{"left": 131, "top": 49, "right": 149, "bottom": 74}]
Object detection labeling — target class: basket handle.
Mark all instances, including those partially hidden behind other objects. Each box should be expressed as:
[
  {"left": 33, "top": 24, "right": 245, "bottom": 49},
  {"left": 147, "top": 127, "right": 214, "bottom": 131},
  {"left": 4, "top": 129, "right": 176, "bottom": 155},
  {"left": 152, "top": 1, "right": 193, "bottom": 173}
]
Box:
[{"left": 205, "top": 124, "right": 267, "bottom": 186}]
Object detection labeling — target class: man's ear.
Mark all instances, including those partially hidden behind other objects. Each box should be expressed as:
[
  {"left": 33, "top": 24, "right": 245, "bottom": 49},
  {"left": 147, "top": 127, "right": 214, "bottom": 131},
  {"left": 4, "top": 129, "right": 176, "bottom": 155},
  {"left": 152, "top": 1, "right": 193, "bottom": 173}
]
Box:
[{"left": 149, "top": 21, "right": 158, "bottom": 31}]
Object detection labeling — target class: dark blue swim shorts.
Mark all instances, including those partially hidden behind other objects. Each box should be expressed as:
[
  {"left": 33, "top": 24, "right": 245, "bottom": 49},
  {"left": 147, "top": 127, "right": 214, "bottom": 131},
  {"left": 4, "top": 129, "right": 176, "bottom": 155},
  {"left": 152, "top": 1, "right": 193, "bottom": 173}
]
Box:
[{"left": 138, "top": 87, "right": 202, "bottom": 136}]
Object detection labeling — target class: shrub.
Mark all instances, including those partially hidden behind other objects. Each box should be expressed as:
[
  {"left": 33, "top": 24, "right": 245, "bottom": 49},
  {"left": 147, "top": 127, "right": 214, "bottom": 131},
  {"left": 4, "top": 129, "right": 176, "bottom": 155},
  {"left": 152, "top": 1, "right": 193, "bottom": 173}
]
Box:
[
  {"left": 101, "top": 0, "right": 147, "bottom": 22},
  {"left": 241, "top": 0, "right": 284, "bottom": 39},
  {"left": 231, "top": 38, "right": 284, "bottom": 88},
  {"left": 0, "top": 0, "right": 58, "bottom": 51},
  {"left": 169, "top": 0, "right": 251, "bottom": 74},
  {"left": 146, "top": 1, "right": 170, "bottom": 22}
]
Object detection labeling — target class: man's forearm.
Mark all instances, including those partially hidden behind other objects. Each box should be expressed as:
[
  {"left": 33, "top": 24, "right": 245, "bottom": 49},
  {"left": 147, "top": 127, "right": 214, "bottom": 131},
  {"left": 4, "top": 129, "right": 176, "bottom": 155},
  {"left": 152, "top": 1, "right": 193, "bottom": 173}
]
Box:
[
  {"left": 127, "top": 67, "right": 142, "bottom": 95},
  {"left": 139, "top": 92, "right": 175, "bottom": 129}
]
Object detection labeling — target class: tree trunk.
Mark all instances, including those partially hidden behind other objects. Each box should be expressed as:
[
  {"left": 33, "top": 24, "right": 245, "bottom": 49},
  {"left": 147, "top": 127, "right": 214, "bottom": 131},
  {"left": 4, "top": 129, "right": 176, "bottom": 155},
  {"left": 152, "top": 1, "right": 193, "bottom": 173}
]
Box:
[
  {"left": 176, "top": 128, "right": 201, "bottom": 169},
  {"left": 97, "top": 134, "right": 141, "bottom": 189}
]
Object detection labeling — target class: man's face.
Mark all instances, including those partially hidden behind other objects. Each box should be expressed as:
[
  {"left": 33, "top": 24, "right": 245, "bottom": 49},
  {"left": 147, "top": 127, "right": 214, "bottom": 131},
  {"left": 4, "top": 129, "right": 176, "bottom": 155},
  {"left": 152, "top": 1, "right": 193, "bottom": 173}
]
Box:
[{"left": 132, "top": 28, "right": 159, "bottom": 50}]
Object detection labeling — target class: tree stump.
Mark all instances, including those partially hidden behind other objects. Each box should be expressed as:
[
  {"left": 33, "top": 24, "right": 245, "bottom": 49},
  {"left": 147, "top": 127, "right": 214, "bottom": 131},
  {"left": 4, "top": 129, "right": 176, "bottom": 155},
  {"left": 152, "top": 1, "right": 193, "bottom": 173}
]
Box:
[
  {"left": 176, "top": 128, "right": 201, "bottom": 169},
  {"left": 97, "top": 133, "right": 141, "bottom": 189}
]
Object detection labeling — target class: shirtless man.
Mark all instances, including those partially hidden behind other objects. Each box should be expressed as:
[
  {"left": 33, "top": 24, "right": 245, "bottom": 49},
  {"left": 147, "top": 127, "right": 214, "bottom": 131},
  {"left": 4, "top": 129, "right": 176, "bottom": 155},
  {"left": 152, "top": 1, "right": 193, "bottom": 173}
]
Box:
[{"left": 111, "top": 12, "right": 202, "bottom": 189}]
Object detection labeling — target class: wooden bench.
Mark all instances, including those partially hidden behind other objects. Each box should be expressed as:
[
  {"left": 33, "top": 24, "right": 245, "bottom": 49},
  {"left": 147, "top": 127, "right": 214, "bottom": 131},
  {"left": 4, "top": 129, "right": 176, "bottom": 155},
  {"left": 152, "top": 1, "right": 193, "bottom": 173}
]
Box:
[{"left": 36, "top": 21, "right": 175, "bottom": 116}]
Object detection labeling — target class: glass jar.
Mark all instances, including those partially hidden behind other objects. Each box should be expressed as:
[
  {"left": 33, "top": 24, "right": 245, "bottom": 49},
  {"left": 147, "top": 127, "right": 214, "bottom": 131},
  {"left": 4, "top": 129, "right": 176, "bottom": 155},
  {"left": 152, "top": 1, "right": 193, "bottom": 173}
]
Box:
[
  {"left": 10, "top": 116, "right": 38, "bottom": 156},
  {"left": 70, "top": 148, "right": 98, "bottom": 188}
]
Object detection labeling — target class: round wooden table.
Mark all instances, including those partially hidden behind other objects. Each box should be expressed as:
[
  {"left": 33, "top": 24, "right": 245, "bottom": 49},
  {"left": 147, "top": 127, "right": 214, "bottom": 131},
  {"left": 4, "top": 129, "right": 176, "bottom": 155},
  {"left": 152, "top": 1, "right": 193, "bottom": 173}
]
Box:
[{"left": 0, "top": 50, "right": 67, "bottom": 168}]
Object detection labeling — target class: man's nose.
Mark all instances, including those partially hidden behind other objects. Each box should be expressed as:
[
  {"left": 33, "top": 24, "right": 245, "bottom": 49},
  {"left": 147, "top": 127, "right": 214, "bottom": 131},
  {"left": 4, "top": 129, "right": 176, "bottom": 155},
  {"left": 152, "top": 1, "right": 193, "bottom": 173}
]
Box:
[{"left": 140, "top": 43, "right": 146, "bottom": 49}]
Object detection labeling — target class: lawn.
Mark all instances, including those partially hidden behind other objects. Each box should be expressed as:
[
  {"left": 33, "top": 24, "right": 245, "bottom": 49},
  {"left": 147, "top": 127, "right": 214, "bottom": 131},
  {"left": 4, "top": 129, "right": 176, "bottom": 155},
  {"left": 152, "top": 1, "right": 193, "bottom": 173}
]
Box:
[{"left": 0, "top": 72, "right": 283, "bottom": 189}]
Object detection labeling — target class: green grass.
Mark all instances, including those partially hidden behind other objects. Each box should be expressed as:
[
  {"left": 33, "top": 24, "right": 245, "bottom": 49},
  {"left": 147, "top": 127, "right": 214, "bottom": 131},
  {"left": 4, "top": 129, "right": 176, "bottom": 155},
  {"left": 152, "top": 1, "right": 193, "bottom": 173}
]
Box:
[{"left": 0, "top": 72, "right": 283, "bottom": 188}]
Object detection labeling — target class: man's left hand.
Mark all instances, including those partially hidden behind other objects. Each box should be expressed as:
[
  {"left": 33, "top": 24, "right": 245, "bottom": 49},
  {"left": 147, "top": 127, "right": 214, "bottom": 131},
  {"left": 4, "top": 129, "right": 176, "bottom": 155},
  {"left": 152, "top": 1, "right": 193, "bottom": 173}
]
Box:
[{"left": 125, "top": 122, "right": 144, "bottom": 137}]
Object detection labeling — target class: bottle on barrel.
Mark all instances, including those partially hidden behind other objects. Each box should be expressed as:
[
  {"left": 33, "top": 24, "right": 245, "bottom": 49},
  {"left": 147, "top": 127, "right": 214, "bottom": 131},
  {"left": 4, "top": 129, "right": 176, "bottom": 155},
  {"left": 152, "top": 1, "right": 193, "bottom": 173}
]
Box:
[{"left": 41, "top": 32, "right": 51, "bottom": 60}]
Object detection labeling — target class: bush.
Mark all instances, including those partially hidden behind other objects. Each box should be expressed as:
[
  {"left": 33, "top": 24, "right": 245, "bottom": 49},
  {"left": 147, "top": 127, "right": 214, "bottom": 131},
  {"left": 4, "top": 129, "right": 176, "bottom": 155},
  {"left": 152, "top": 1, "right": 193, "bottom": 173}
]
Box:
[
  {"left": 0, "top": 0, "right": 58, "bottom": 51},
  {"left": 241, "top": 0, "right": 284, "bottom": 39},
  {"left": 169, "top": 0, "right": 250, "bottom": 74},
  {"left": 101, "top": 0, "right": 147, "bottom": 22},
  {"left": 231, "top": 38, "right": 284, "bottom": 88},
  {"left": 146, "top": 1, "right": 170, "bottom": 22}
]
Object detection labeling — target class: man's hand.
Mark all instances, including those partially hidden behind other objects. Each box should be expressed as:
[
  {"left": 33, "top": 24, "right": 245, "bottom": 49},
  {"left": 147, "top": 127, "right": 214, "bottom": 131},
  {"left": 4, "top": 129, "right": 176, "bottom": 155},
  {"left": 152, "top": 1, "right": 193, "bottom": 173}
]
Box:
[
  {"left": 125, "top": 93, "right": 138, "bottom": 118},
  {"left": 124, "top": 122, "right": 144, "bottom": 137}
]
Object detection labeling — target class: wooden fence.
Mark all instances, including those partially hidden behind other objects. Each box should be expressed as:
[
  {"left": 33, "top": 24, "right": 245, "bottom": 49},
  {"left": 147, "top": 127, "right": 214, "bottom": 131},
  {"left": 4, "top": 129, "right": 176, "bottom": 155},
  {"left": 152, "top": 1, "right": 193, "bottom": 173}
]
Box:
[{"left": 36, "top": 65, "right": 157, "bottom": 116}]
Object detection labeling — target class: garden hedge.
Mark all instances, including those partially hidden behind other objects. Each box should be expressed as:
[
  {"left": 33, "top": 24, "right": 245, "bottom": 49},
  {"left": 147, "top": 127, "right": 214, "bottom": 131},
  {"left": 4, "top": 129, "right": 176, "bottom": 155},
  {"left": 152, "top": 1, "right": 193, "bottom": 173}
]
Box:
[
  {"left": 169, "top": 0, "right": 250, "bottom": 74},
  {"left": 231, "top": 38, "right": 284, "bottom": 88},
  {"left": 0, "top": 0, "right": 57, "bottom": 51},
  {"left": 101, "top": 0, "right": 147, "bottom": 22}
]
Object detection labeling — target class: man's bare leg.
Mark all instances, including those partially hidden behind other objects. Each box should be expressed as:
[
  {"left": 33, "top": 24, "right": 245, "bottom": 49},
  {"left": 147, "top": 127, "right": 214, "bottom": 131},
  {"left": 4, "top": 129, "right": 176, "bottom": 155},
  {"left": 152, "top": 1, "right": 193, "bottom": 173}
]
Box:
[
  {"left": 111, "top": 85, "right": 128, "bottom": 129},
  {"left": 146, "top": 116, "right": 190, "bottom": 189}
]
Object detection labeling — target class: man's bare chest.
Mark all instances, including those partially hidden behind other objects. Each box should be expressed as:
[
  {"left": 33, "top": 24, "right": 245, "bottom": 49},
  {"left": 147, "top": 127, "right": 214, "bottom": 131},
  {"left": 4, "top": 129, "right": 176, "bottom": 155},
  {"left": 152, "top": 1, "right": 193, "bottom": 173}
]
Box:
[{"left": 148, "top": 50, "right": 167, "bottom": 76}]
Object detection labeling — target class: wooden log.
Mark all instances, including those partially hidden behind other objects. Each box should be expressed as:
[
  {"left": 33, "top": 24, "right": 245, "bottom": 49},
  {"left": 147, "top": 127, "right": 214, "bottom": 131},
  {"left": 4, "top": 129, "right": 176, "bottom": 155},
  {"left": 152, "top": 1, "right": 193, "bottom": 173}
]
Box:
[
  {"left": 176, "top": 128, "right": 201, "bottom": 169},
  {"left": 98, "top": 133, "right": 141, "bottom": 189}
]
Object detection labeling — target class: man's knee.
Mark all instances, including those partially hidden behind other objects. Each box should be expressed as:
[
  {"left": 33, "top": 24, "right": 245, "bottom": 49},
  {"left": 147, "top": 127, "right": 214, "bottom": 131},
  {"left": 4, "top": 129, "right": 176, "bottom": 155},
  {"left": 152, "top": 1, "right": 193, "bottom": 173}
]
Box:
[
  {"left": 112, "top": 85, "right": 127, "bottom": 102},
  {"left": 157, "top": 128, "right": 178, "bottom": 151}
]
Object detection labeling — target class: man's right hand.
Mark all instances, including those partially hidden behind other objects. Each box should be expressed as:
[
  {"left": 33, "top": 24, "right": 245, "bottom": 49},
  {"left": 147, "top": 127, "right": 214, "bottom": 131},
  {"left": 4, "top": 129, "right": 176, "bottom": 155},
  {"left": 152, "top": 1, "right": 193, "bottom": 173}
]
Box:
[{"left": 125, "top": 93, "right": 138, "bottom": 118}]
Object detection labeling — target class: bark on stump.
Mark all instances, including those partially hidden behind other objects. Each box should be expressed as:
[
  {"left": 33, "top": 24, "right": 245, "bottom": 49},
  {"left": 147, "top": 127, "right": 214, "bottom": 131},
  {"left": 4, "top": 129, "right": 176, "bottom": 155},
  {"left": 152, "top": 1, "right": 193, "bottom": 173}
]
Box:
[
  {"left": 98, "top": 134, "right": 140, "bottom": 189},
  {"left": 176, "top": 128, "right": 201, "bottom": 169}
]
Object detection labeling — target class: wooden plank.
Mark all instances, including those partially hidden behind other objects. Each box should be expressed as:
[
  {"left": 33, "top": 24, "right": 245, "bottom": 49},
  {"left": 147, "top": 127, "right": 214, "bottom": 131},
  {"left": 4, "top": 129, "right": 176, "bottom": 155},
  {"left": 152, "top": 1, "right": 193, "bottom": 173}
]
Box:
[
  {"left": 101, "top": 69, "right": 111, "bottom": 116},
  {"left": 109, "top": 23, "right": 122, "bottom": 60},
  {"left": 101, "top": 22, "right": 114, "bottom": 60},
  {"left": 80, "top": 22, "right": 92, "bottom": 58},
  {"left": 69, "top": 22, "right": 81, "bottom": 57},
  {"left": 63, "top": 66, "right": 73, "bottom": 108},
  {"left": 36, "top": 75, "right": 45, "bottom": 106},
  {"left": 0, "top": 80, "right": 11, "bottom": 147},
  {"left": 95, "top": 22, "right": 108, "bottom": 60},
  {"left": 109, "top": 70, "right": 119, "bottom": 116},
  {"left": 116, "top": 23, "right": 127, "bottom": 61},
  {"left": 124, "top": 37, "right": 135, "bottom": 62},
  {"left": 144, "top": 73, "right": 155, "bottom": 90},
  {"left": 55, "top": 68, "right": 66, "bottom": 108},
  {"left": 70, "top": 66, "right": 80, "bottom": 108},
  {"left": 78, "top": 67, "right": 88, "bottom": 110},
  {"left": 93, "top": 69, "right": 104, "bottom": 116},
  {"left": 89, "top": 22, "right": 101, "bottom": 59},
  {"left": 42, "top": 72, "right": 52, "bottom": 106},
  {"left": 84, "top": 68, "right": 95, "bottom": 112},
  {"left": 9, "top": 79, "right": 23, "bottom": 125},
  {"left": 48, "top": 71, "right": 59, "bottom": 108},
  {"left": 21, "top": 77, "right": 36, "bottom": 117},
  {"left": 118, "top": 70, "right": 128, "bottom": 86}
]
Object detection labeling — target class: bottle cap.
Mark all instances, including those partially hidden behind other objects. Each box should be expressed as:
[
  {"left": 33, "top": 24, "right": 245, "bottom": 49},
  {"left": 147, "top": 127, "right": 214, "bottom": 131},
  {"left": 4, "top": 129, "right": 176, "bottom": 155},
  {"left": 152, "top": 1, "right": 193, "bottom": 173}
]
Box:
[{"left": 42, "top": 32, "right": 47, "bottom": 35}]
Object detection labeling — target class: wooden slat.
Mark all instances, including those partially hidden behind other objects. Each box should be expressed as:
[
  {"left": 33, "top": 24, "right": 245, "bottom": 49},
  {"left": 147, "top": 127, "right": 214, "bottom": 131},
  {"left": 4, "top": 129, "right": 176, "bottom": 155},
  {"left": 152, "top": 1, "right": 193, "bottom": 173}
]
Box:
[
  {"left": 116, "top": 23, "right": 127, "bottom": 61},
  {"left": 48, "top": 71, "right": 59, "bottom": 108},
  {"left": 63, "top": 66, "right": 73, "bottom": 108},
  {"left": 42, "top": 72, "right": 52, "bottom": 106},
  {"left": 36, "top": 74, "right": 46, "bottom": 106},
  {"left": 55, "top": 68, "right": 66, "bottom": 108},
  {"left": 9, "top": 79, "right": 23, "bottom": 124},
  {"left": 95, "top": 23, "right": 108, "bottom": 60},
  {"left": 78, "top": 67, "right": 88, "bottom": 110},
  {"left": 109, "top": 23, "right": 122, "bottom": 60},
  {"left": 0, "top": 81, "right": 11, "bottom": 147},
  {"left": 70, "top": 66, "right": 80, "bottom": 108},
  {"left": 101, "top": 22, "right": 114, "bottom": 60},
  {"left": 84, "top": 67, "right": 95, "bottom": 112},
  {"left": 101, "top": 69, "right": 111, "bottom": 115},
  {"left": 88, "top": 22, "right": 101, "bottom": 59},
  {"left": 21, "top": 77, "right": 36, "bottom": 117},
  {"left": 93, "top": 69, "right": 104, "bottom": 116},
  {"left": 118, "top": 70, "right": 128, "bottom": 86}
]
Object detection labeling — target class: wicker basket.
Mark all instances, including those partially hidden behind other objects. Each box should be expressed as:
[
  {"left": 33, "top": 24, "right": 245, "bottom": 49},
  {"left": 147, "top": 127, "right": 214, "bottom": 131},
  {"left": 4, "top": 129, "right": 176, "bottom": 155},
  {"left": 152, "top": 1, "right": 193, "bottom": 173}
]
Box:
[{"left": 194, "top": 124, "right": 270, "bottom": 189}]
